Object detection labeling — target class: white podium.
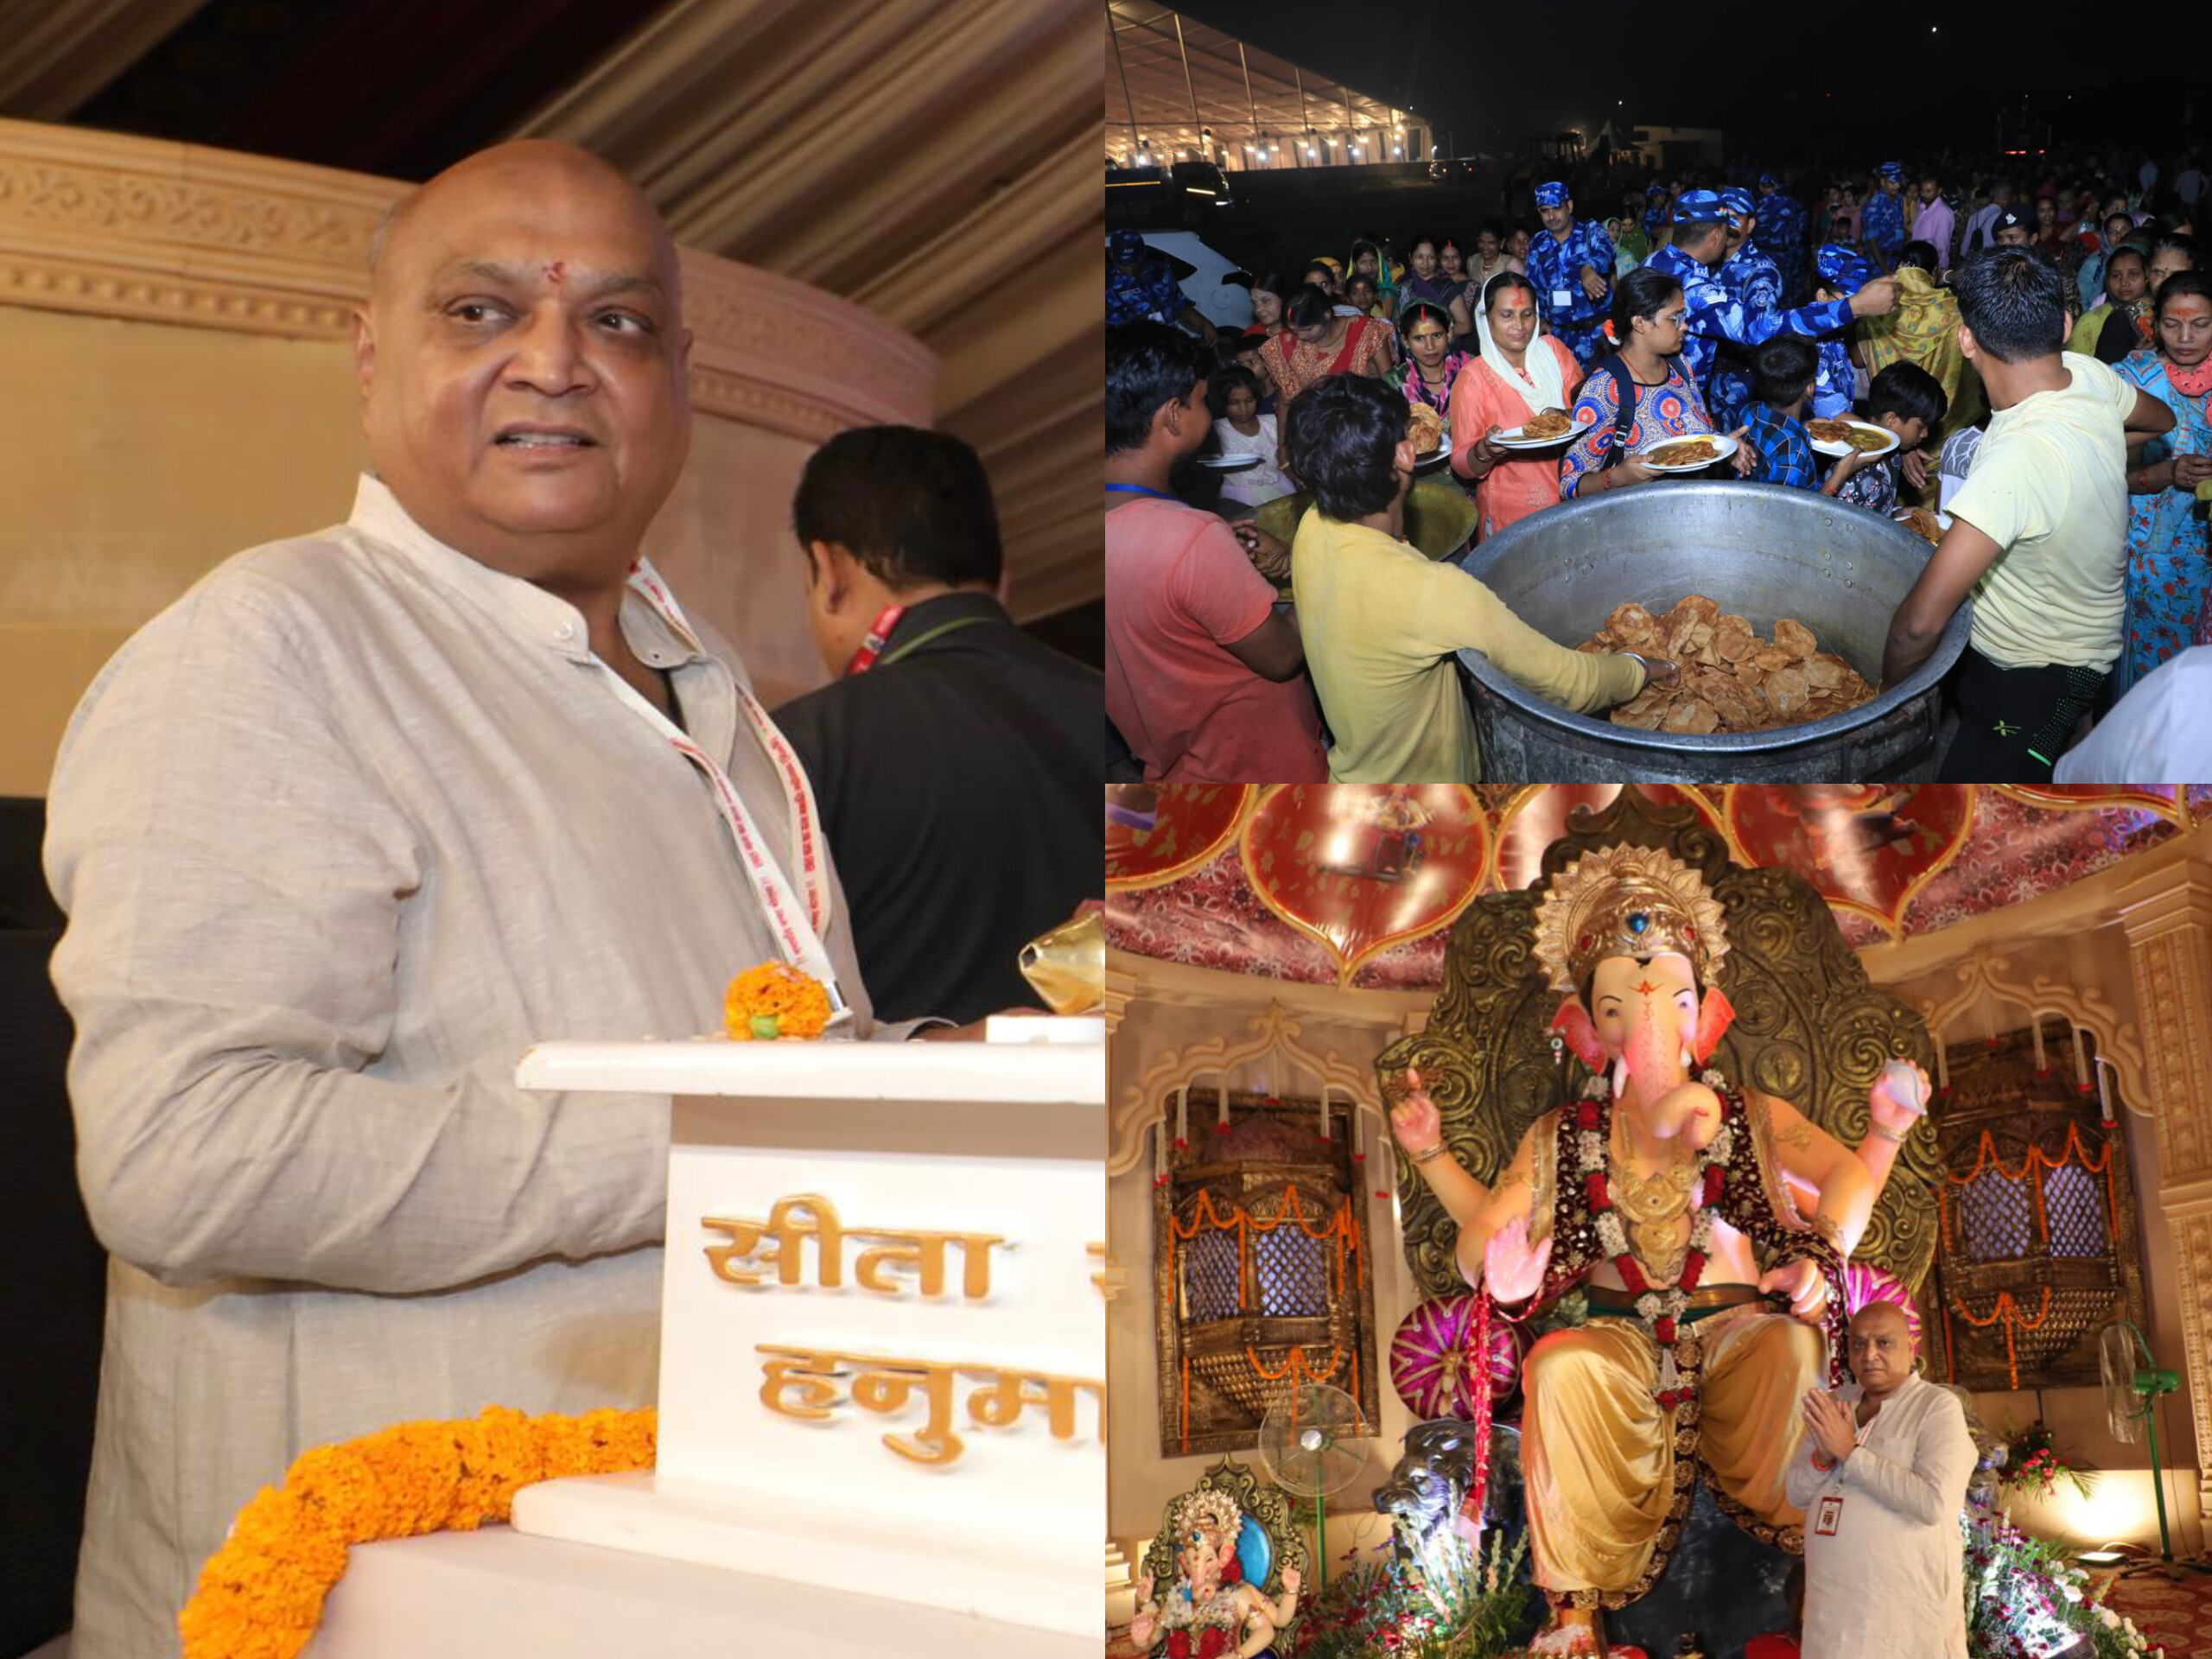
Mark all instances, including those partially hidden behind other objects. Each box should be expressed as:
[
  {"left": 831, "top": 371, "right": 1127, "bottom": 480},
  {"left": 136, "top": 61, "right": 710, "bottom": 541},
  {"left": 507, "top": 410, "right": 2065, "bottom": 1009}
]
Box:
[{"left": 507, "top": 1027, "right": 1105, "bottom": 1643}]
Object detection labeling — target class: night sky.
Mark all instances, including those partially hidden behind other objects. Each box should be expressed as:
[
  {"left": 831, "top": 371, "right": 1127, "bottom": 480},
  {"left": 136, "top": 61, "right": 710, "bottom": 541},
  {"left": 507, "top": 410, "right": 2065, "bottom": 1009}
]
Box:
[{"left": 1159, "top": 0, "right": 2195, "bottom": 163}]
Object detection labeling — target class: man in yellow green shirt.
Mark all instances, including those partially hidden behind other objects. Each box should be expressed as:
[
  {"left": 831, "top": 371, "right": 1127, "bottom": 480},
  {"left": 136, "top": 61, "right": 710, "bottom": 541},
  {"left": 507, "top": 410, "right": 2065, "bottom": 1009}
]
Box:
[
  {"left": 1883, "top": 249, "right": 2175, "bottom": 781},
  {"left": 1283, "top": 374, "right": 1658, "bottom": 782}
]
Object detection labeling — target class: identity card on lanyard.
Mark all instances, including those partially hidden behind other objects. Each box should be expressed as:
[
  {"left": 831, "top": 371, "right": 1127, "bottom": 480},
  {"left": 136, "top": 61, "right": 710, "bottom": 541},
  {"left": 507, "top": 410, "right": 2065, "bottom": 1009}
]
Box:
[{"left": 601, "top": 561, "right": 851, "bottom": 1025}]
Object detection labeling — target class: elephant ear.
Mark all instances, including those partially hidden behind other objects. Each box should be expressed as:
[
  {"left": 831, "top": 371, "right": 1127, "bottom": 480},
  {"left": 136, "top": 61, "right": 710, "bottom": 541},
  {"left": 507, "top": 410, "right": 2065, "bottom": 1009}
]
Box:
[
  {"left": 1551, "top": 999, "right": 1605, "bottom": 1070},
  {"left": 1693, "top": 984, "right": 1738, "bottom": 1065}
]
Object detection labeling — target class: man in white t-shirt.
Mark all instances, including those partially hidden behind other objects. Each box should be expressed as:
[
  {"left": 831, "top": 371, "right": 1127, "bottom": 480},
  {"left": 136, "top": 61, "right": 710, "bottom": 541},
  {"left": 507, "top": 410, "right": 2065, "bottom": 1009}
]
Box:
[{"left": 1881, "top": 248, "right": 2174, "bottom": 781}]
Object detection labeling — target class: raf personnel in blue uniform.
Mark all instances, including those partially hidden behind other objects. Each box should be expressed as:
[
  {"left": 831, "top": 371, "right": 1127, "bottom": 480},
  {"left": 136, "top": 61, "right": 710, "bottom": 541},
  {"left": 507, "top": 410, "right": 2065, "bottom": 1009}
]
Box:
[
  {"left": 1525, "top": 181, "right": 1616, "bottom": 365},
  {"left": 1863, "top": 162, "right": 1909, "bottom": 270},
  {"left": 1646, "top": 191, "right": 1897, "bottom": 412},
  {"left": 1710, "top": 187, "right": 1788, "bottom": 428},
  {"left": 1106, "top": 230, "right": 1217, "bottom": 342},
  {"left": 1808, "top": 245, "right": 1874, "bottom": 419},
  {"left": 1754, "top": 171, "right": 1808, "bottom": 304}
]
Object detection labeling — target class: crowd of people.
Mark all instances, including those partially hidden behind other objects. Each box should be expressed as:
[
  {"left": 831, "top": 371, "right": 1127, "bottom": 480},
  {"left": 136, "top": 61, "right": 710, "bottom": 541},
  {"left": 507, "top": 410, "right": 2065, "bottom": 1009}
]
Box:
[{"left": 1105, "top": 145, "right": 2211, "bottom": 785}]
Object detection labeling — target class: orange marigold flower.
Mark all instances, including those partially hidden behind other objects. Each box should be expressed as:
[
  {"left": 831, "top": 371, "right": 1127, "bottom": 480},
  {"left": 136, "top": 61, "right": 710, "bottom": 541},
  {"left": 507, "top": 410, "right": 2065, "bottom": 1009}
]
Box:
[
  {"left": 179, "top": 1404, "right": 658, "bottom": 1657},
  {"left": 723, "top": 961, "right": 832, "bottom": 1040}
]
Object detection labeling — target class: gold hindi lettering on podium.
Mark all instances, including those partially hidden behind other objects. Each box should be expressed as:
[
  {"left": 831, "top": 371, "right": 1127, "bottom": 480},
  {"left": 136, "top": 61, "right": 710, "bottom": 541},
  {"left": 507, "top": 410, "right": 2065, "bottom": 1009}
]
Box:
[{"left": 702, "top": 1193, "right": 1006, "bottom": 1299}]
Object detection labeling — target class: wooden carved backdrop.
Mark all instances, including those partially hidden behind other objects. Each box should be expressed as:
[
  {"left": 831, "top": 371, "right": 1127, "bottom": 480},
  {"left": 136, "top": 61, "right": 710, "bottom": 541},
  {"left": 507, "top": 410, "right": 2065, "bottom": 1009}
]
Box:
[
  {"left": 1376, "top": 788, "right": 1942, "bottom": 1310},
  {"left": 1930, "top": 1027, "right": 2148, "bottom": 1391}
]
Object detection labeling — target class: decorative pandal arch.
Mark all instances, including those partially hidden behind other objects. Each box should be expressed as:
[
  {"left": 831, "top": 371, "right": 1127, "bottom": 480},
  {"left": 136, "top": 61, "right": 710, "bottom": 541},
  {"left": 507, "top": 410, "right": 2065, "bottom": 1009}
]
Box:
[
  {"left": 1108, "top": 1001, "right": 1389, "bottom": 1181},
  {"left": 1909, "top": 950, "right": 2152, "bottom": 1119}
]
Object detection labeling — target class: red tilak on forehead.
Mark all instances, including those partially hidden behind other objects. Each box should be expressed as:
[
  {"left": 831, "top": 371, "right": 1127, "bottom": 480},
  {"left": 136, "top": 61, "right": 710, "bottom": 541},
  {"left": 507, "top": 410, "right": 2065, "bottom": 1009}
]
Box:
[
  {"left": 545, "top": 260, "right": 567, "bottom": 284},
  {"left": 1635, "top": 980, "right": 1661, "bottom": 996}
]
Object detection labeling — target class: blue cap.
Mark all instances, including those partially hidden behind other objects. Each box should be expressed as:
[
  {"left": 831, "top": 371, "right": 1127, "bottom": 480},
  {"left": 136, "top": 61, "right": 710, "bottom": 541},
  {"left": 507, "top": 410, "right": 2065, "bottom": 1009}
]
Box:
[
  {"left": 1876, "top": 162, "right": 1904, "bottom": 181},
  {"left": 1109, "top": 231, "right": 1144, "bottom": 262},
  {"left": 1758, "top": 171, "right": 1779, "bottom": 188},
  {"left": 1719, "top": 187, "right": 1755, "bottom": 218},
  {"left": 1535, "top": 181, "right": 1569, "bottom": 208},
  {"left": 1815, "top": 244, "right": 1872, "bottom": 296},
  {"left": 1673, "top": 189, "right": 1729, "bottom": 226},
  {"left": 1646, "top": 182, "right": 1668, "bottom": 200}
]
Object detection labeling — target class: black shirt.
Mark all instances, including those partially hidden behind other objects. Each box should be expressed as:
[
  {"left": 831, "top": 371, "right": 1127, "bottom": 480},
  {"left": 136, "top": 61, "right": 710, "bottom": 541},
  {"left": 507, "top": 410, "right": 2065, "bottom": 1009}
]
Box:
[{"left": 773, "top": 592, "right": 1103, "bottom": 1025}]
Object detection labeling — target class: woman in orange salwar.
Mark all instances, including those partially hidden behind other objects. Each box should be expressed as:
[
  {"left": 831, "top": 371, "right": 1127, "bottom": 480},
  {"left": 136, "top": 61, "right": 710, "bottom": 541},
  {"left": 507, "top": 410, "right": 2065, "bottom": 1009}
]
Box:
[{"left": 1450, "top": 270, "right": 1584, "bottom": 538}]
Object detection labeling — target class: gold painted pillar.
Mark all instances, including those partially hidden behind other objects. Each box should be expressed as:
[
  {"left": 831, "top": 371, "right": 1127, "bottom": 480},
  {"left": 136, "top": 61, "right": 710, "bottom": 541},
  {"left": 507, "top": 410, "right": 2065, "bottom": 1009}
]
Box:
[{"left": 2119, "top": 862, "right": 2212, "bottom": 1517}]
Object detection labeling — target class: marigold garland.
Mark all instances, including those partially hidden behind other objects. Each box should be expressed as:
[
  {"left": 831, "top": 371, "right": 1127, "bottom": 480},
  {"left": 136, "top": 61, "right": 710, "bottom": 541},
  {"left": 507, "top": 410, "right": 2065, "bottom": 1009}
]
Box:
[
  {"left": 178, "top": 1403, "right": 657, "bottom": 1659},
  {"left": 723, "top": 961, "right": 832, "bottom": 1040}
]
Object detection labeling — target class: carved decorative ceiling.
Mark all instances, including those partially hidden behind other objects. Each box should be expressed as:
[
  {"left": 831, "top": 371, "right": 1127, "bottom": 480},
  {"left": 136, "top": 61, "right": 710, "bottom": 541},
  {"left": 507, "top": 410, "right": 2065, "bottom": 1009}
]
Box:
[
  {"left": 1106, "top": 785, "right": 2212, "bottom": 991},
  {"left": 3, "top": 0, "right": 1098, "bottom": 627}
]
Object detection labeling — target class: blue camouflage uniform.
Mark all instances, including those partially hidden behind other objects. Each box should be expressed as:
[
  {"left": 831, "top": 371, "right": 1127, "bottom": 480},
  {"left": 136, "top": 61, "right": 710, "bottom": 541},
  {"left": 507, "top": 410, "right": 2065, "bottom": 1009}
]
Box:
[
  {"left": 1647, "top": 191, "right": 1857, "bottom": 414},
  {"left": 1525, "top": 181, "right": 1616, "bottom": 365},
  {"left": 1863, "top": 164, "right": 1908, "bottom": 265},
  {"left": 1752, "top": 174, "right": 1808, "bottom": 304},
  {"left": 1106, "top": 232, "right": 1192, "bottom": 327},
  {"left": 1710, "top": 188, "right": 1787, "bottom": 428},
  {"left": 1808, "top": 244, "right": 1872, "bottom": 419}
]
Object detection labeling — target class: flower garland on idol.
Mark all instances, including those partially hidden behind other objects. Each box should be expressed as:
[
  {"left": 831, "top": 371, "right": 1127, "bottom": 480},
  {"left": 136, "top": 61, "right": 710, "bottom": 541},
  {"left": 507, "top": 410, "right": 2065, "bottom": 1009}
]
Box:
[{"left": 1571, "top": 1075, "right": 1732, "bottom": 1408}]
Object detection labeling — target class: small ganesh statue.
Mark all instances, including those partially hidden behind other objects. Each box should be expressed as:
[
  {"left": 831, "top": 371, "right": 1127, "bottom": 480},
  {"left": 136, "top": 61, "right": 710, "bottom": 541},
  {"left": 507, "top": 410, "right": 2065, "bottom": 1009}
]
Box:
[{"left": 1128, "top": 1489, "right": 1301, "bottom": 1659}]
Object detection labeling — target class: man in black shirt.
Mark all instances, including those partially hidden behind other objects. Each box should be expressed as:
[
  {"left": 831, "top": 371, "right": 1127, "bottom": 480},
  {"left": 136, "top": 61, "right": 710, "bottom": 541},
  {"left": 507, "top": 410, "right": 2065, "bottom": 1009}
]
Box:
[{"left": 773, "top": 426, "right": 1101, "bottom": 1024}]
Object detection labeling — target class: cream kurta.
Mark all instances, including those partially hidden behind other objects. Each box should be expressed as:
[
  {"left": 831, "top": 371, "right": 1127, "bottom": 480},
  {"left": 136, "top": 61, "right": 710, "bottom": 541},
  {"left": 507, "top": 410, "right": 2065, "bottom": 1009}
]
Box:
[
  {"left": 46, "top": 475, "right": 901, "bottom": 1659},
  {"left": 1784, "top": 1373, "right": 1976, "bottom": 1659}
]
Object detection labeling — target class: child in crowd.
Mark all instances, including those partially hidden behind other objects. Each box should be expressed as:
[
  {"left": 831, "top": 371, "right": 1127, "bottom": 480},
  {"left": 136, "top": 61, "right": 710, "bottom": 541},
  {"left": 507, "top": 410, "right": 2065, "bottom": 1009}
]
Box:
[
  {"left": 1835, "top": 361, "right": 1948, "bottom": 517},
  {"left": 1230, "top": 328, "right": 1277, "bottom": 414},
  {"left": 1205, "top": 364, "right": 1293, "bottom": 512},
  {"left": 1741, "top": 337, "right": 1872, "bottom": 496},
  {"left": 1344, "top": 272, "right": 1387, "bottom": 320}
]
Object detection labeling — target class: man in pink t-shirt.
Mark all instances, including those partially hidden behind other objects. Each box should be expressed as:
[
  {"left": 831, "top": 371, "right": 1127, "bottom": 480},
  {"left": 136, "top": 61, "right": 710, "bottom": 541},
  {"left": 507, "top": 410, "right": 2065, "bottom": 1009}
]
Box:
[{"left": 1105, "top": 322, "right": 1325, "bottom": 781}]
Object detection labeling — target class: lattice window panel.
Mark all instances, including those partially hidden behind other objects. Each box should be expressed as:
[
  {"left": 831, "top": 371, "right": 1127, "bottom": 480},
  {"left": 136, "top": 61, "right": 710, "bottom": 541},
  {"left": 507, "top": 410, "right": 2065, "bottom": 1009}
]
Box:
[
  {"left": 1956, "top": 1167, "right": 2031, "bottom": 1262},
  {"left": 2044, "top": 1165, "right": 2108, "bottom": 1258},
  {"left": 1180, "top": 1224, "right": 1242, "bottom": 1322},
  {"left": 1253, "top": 1224, "right": 1330, "bottom": 1317}
]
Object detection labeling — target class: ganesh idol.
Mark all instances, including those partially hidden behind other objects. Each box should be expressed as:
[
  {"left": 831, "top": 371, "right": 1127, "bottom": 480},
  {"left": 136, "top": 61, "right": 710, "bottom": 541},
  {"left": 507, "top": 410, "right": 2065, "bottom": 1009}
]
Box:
[
  {"left": 1388, "top": 844, "right": 1927, "bottom": 1656},
  {"left": 1128, "top": 1489, "right": 1301, "bottom": 1659}
]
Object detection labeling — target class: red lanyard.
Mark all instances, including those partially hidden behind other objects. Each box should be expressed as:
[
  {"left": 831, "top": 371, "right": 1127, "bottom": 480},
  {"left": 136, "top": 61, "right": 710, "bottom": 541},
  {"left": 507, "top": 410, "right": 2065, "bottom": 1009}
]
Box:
[
  {"left": 844, "top": 604, "right": 906, "bottom": 677},
  {"left": 620, "top": 563, "right": 847, "bottom": 1018}
]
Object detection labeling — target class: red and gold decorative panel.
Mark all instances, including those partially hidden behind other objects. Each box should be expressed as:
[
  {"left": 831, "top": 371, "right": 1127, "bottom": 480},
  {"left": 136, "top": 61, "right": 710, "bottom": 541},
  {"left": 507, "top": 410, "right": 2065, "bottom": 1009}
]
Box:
[
  {"left": 1104, "top": 786, "right": 2199, "bottom": 988},
  {"left": 1238, "top": 786, "right": 1488, "bottom": 989},
  {"left": 1722, "top": 785, "right": 1974, "bottom": 940}
]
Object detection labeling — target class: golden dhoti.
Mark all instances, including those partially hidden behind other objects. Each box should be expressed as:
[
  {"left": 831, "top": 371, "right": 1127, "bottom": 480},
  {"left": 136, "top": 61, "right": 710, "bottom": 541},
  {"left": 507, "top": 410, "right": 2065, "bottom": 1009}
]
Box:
[{"left": 1521, "top": 1306, "right": 1825, "bottom": 1599}]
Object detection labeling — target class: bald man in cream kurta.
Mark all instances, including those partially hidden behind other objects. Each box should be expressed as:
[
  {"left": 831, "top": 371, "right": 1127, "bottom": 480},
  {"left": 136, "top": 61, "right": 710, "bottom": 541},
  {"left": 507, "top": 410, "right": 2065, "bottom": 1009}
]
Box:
[
  {"left": 45, "top": 474, "right": 912, "bottom": 1659},
  {"left": 1783, "top": 1370, "right": 1976, "bottom": 1659}
]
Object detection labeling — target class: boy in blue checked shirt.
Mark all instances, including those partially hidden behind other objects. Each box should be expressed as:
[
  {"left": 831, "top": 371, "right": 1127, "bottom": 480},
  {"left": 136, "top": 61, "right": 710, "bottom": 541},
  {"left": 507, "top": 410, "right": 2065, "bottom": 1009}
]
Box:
[
  {"left": 1742, "top": 338, "right": 1874, "bottom": 496},
  {"left": 1835, "top": 362, "right": 1948, "bottom": 518}
]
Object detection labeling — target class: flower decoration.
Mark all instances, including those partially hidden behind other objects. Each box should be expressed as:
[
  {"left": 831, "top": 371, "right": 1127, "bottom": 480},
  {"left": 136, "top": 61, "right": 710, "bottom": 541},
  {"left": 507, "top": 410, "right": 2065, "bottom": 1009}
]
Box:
[
  {"left": 723, "top": 961, "right": 833, "bottom": 1040},
  {"left": 179, "top": 1404, "right": 656, "bottom": 1659}
]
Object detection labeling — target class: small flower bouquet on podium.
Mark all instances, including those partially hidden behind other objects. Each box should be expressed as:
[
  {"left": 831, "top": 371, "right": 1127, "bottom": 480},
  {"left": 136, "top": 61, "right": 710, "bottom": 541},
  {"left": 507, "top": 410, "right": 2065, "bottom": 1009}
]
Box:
[{"left": 722, "top": 963, "right": 833, "bottom": 1041}]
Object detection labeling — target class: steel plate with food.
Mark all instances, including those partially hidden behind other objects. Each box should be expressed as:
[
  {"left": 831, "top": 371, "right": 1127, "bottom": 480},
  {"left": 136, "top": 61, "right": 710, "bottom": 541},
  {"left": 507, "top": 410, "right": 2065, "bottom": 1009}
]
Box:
[
  {"left": 1577, "top": 594, "right": 1878, "bottom": 733},
  {"left": 1808, "top": 418, "right": 1900, "bottom": 459},
  {"left": 1496, "top": 409, "right": 1580, "bottom": 448},
  {"left": 1891, "top": 506, "right": 1950, "bottom": 544},
  {"left": 1639, "top": 433, "right": 1738, "bottom": 473}
]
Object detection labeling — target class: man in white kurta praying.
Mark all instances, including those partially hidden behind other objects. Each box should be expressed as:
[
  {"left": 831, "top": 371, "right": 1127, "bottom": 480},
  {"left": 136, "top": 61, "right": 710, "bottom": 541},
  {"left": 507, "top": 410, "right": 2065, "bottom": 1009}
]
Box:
[
  {"left": 1784, "top": 1302, "right": 1977, "bottom": 1659},
  {"left": 45, "top": 141, "right": 925, "bottom": 1659}
]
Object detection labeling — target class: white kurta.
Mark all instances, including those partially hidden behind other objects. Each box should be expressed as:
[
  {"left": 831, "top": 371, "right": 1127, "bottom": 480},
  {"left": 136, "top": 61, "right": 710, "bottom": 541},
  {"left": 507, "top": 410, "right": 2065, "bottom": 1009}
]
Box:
[
  {"left": 1783, "top": 1373, "right": 1976, "bottom": 1659},
  {"left": 46, "top": 475, "right": 904, "bottom": 1659}
]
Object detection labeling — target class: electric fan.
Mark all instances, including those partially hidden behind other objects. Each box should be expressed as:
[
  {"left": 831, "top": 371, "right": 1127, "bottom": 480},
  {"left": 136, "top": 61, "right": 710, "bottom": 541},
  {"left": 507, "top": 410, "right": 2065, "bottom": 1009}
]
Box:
[
  {"left": 1257, "top": 1381, "right": 1368, "bottom": 1590},
  {"left": 2097, "top": 1319, "right": 2193, "bottom": 1569}
]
